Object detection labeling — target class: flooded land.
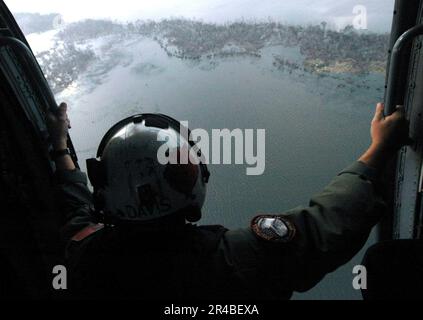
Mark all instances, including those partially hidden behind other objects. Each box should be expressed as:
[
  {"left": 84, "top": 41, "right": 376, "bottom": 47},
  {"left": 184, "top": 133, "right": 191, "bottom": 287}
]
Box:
[{"left": 18, "top": 17, "right": 389, "bottom": 94}]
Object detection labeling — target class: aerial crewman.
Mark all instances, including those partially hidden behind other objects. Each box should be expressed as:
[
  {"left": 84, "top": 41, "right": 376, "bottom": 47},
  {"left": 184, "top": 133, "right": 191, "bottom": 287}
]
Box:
[{"left": 47, "top": 102, "right": 408, "bottom": 299}]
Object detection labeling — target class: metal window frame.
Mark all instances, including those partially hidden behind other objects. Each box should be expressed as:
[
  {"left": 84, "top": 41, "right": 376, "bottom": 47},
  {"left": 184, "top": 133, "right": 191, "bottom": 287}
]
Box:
[{"left": 380, "top": 0, "right": 423, "bottom": 240}]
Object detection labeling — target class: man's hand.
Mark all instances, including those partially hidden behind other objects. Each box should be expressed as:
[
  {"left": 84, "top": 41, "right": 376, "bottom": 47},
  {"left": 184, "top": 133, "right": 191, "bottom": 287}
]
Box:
[
  {"left": 359, "top": 103, "right": 409, "bottom": 170},
  {"left": 47, "top": 102, "right": 75, "bottom": 171},
  {"left": 47, "top": 102, "right": 71, "bottom": 151}
]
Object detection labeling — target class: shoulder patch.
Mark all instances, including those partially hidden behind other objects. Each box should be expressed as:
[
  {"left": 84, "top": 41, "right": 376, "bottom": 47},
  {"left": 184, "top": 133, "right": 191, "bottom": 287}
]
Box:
[{"left": 251, "top": 215, "right": 296, "bottom": 243}]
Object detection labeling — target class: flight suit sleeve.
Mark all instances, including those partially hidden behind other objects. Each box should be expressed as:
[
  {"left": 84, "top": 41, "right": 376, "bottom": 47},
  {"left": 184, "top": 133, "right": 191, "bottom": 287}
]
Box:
[
  {"left": 54, "top": 169, "right": 95, "bottom": 241},
  {"left": 220, "top": 161, "right": 386, "bottom": 295}
]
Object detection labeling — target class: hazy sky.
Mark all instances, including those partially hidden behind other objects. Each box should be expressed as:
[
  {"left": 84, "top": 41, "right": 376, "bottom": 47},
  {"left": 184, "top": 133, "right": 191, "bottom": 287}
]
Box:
[{"left": 5, "top": 0, "right": 395, "bottom": 31}]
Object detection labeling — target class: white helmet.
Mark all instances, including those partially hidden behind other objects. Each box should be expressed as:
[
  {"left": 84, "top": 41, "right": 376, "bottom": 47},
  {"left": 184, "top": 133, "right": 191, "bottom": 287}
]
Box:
[{"left": 87, "top": 114, "right": 210, "bottom": 224}]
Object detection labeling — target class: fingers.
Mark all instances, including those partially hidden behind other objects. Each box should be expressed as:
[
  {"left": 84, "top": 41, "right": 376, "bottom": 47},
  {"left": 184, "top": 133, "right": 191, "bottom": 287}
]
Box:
[
  {"left": 46, "top": 102, "right": 72, "bottom": 132},
  {"left": 394, "top": 104, "right": 405, "bottom": 116},
  {"left": 46, "top": 111, "right": 56, "bottom": 123},
  {"left": 374, "top": 103, "right": 405, "bottom": 122},
  {"left": 373, "top": 102, "right": 385, "bottom": 122},
  {"left": 386, "top": 105, "right": 406, "bottom": 123},
  {"left": 56, "top": 102, "right": 68, "bottom": 121},
  {"left": 396, "top": 104, "right": 404, "bottom": 111},
  {"left": 60, "top": 102, "right": 72, "bottom": 129},
  {"left": 48, "top": 102, "right": 70, "bottom": 122},
  {"left": 59, "top": 102, "right": 67, "bottom": 110}
]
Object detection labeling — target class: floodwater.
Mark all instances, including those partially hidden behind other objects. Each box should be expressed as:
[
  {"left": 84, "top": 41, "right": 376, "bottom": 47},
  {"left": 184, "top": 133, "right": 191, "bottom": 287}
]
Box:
[{"left": 55, "top": 36, "right": 383, "bottom": 299}]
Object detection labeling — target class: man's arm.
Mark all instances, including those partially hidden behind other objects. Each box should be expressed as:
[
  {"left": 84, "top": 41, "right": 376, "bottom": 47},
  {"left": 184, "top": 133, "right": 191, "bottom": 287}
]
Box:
[
  {"left": 47, "top": 102, "right": 76, "bottom": 171},
  {"left": 358, "top": 103, "right": 409, "bottom": 168},
  {"left": 277, "top": 161, "right": 385, "bottom": 292},
  {"left": 219, "top": 103, "right": 409, "bottom": 295},
  {"left": 47, "top": 103, "right": 94, "bottom": 241}
]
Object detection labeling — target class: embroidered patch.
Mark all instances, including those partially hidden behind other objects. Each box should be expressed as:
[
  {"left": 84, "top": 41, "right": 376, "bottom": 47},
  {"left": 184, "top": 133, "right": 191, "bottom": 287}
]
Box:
[{"left": 251, "top": 215, "right": 296, "bottom": 243}]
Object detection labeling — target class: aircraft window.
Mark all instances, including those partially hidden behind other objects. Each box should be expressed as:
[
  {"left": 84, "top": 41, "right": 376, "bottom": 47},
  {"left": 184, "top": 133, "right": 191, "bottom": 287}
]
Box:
[{"left": 6, "top": 0, "right": 395, "bottom": 300}]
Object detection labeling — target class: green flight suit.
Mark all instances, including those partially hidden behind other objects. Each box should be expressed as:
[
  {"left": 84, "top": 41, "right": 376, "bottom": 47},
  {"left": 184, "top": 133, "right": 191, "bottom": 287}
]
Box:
[{"left": 55, "top": 161, "right": 385, "bottom": 299}]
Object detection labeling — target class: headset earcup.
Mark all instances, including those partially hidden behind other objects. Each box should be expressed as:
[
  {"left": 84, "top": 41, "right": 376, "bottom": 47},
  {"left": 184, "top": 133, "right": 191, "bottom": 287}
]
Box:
[{"left": 185, "top": 206, "right": 202, "bottom": 223}]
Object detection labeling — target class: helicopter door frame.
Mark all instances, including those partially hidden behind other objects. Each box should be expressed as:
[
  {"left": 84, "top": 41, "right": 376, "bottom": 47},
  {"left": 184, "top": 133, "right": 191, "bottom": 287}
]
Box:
[
  {"left": 382, "top": 0, "right": 423, "bottom": 240},
  {"left": 0, "top": 0, "right": 77, "bottom": 298},
  {"left": 394, "top": 0, "right": 423, "bottom": 239}
]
